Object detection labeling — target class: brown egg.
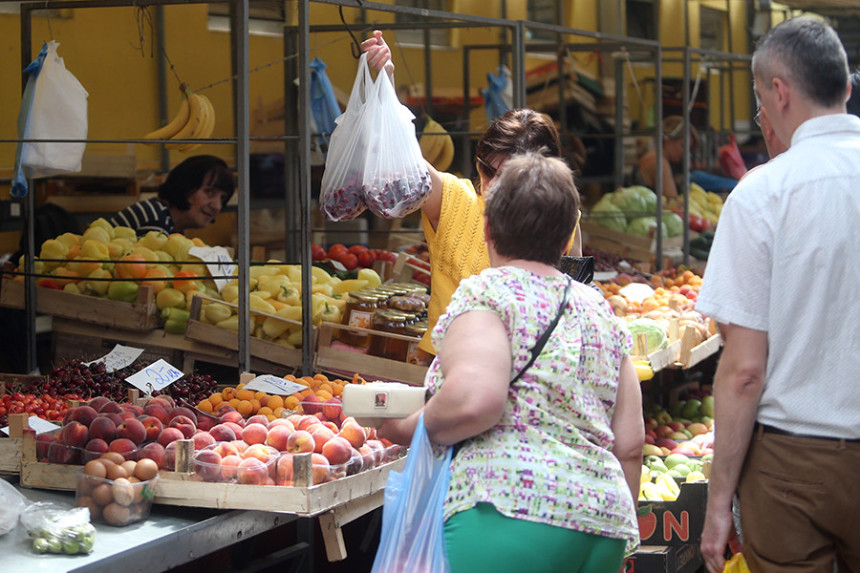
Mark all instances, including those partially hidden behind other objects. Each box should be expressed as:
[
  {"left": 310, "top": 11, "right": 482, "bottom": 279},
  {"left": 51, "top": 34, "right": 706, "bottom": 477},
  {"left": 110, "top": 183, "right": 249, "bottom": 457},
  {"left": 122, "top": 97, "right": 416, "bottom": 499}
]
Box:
[
  {"left": 106, "top": 463, "right": 129, "bottom": 481},
  {"left": 121, "top": 460, "right": 138, "bottom": 477},
  {"left": 102, "top": 502, "right": 131, "bottom": 526},
  {"left": 134, "top": 458, "right": 159, "bottom": 482},
  {"left": 111, "top": 478, "right": 135, "bottom": 506},
  {"left": 84, "top": 459, "right": 107, "bottom": 478},
  {"left": 76, "top": 495, "right": 101, "bottom": 521},
  {"left": 92, "top": 482, "right": 113, "bottom": 506},
  {"left": 100, "top": 452, "right": 126, "bottom": 465}
]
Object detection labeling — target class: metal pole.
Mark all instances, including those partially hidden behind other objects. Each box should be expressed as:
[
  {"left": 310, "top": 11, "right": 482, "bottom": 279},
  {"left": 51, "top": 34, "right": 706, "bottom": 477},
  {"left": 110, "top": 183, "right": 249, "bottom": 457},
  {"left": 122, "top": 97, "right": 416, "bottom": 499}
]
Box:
[
  {"left": 21, "top": 4, "right": 37, "bottom": 374},
  {"left": 234, "top": 0, "right": 251, "bottom": 372},
  {"left": 156, "top": 5, "right": 169, "bottom": 173},
  {"left": 614, "top": 55, "right": 625, "bottom": 189},
  {"left": 681, "top": 47, "right": 691, "bottom": 269},
  {"left": 284, "top": 28, "right": 300, "bottom": 262},
  {"left": 298, "top": 0, "right": 313, "bottom": 375},
  {"left": 423, "top": 28, "right": 433, "bottom": 117},
  {"left": 461, "top": 45, "right": 471, "bottom": 176},
  {"left": 511, "top": 20, "right": 526, "bottom": 108}
]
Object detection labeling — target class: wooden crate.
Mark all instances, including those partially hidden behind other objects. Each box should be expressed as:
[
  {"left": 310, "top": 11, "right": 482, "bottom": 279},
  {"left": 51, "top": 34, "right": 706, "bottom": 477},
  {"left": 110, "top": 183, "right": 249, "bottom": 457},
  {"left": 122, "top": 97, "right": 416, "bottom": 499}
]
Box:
[
  {"left": 183, "top": 295, "right": 305, "bottom": 371},
  {"left": 580, "top": 221, "right": 688, "bottom": 265},
  {"left": 0, "top": 413, "right": 28, "bottom": 475},
  {"left": 0, "top": 278, "right": 159, "bottom": 332},
  {"left": 315, "top": 322, "right": 428, "bottom": 387}
]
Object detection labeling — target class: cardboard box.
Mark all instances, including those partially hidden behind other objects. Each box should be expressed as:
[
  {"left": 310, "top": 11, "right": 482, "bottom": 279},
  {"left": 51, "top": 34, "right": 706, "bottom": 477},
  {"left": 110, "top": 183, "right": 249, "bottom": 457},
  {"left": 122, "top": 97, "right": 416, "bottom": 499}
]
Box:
[
  {"left": 637, "top": 481, "right": 707, "bottom": 545},
  {"left": 624, "top": 544, "right": 703, "bottom": 573}
]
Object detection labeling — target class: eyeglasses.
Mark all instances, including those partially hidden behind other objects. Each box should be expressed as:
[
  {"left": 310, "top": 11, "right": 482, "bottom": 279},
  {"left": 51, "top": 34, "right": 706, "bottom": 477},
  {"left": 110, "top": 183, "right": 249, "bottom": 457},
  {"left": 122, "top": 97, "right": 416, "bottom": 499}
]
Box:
[
  {"left": 476, "top": 157, "right": 499, "bottom": 180},
  {"left": 754, "top": 107, "right": 762, "bottom": 128}
]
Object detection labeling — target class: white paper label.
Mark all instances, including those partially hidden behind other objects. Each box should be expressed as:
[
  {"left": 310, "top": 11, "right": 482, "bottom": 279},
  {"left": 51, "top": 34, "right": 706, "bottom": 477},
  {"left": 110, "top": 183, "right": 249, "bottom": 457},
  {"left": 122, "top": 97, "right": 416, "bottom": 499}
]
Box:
[
  {"left": 244, "top": 374, "right": 306, "bottom": 396},
  {"left": 84, "top": 344, "right": 144, "bottom": 373},
  {"left": 188, "top": 246, "right": 236, "bottom": 292},
  {"left": 125, "top": 359, "right": 184, "bottom": 394},
  {"left": 1, "top": 417, "right": 61, "bottom": 436}
]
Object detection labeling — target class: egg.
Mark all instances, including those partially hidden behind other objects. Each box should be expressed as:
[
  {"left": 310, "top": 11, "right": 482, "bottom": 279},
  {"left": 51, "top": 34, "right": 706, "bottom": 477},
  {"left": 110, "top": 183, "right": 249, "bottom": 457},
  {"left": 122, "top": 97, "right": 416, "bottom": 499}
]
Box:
[
  {"left": 83, "top": 459, "right": 107, "bottom": 478},
  {"left": 106, "top": 463, "right": 129, "bottom": 481},
  {"left": 102, "top": 502, "right": 131, "bottom": 526},
  {"left": 111, "top": 478, "right": 135, "bottom": 506},
  {"left": 134, "top": 458, "right": 159, "bottom": 482},
  {"left": 92, "top": 483, "right": 113, "bottom": 506}
]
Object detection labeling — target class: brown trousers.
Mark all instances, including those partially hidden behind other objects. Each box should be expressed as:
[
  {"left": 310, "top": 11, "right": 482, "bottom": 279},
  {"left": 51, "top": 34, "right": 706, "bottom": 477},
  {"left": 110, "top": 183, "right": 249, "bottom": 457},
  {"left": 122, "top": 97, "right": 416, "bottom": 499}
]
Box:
[{"left": 737, "top": 426, "right": 860, "bottom": 573}]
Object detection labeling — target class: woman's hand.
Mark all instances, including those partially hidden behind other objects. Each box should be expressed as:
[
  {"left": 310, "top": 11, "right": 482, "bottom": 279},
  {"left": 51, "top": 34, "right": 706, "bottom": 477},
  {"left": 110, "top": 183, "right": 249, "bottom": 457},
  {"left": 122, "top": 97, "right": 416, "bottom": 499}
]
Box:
[{"left": 360, "top": 30, "right": 395, "bottom": 82}]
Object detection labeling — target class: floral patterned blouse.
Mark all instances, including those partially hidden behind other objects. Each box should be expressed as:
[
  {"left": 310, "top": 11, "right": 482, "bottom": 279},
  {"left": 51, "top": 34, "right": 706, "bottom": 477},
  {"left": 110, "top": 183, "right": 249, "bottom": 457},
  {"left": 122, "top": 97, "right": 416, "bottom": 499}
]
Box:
[{"left": 427, "top": 266, "right": 639, "bottom": 554}]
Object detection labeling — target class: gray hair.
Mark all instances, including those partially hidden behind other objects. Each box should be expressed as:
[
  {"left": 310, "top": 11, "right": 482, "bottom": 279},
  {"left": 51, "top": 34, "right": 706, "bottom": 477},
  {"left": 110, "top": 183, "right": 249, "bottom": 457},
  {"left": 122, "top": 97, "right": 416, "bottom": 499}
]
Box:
[{"left": 752, "top": 17, "right": 849, "bottom": 108}]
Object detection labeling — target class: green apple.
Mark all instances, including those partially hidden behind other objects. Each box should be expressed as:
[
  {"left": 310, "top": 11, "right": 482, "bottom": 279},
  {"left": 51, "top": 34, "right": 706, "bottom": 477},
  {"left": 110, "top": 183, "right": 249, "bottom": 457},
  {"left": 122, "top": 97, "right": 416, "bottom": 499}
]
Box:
[{"left": 701, "top": 395, "right": 715, "bottom": 418}]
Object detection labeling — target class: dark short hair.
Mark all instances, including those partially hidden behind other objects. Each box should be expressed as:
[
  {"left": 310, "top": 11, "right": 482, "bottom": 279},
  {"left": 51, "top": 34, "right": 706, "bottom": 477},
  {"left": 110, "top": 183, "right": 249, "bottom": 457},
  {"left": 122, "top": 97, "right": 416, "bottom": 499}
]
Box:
[
  {"left": 158, "top": 155, "right": 235, "bottom": 211},
  {"left": 475, "top": 109, "right": 561, "bottom": 177},
  {"left": 752, "top": 17, "right": 849, "bottom": 108},
  {"left": 847, "top": 71, "right": 860, "bottom": 117},
  {"left": 484, "top": 152, "right": 580, "bottom": 266}
]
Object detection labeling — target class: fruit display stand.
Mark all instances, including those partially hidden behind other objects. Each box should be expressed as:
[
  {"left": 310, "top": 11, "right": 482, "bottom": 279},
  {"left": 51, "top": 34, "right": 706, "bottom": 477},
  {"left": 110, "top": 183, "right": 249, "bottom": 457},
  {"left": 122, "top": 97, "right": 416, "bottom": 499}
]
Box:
[
  {"left": 16, "top": 431, "right": 405, "bottom": 562},
  {"left": 315, "top": 322, "right": 428, "bottom": 386},
  {"left": 581, "top": 221, "right": 690, "bottom": 268},
  {"left": 0, "top": 278, "right": 159, "bottom": 332},
  {"left": 0, "top": 413, "right": 27, "bottom": 475},
  {"left": 183, "top": 294, "right": 305, "bottom": 375}
]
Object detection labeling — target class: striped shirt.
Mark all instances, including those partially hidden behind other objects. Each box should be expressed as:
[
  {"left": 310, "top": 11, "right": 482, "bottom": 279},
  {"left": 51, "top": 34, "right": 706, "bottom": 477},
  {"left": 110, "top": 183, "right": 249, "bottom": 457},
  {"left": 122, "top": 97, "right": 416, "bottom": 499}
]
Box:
[{"left": 109, "top": 197, "right": 175, "bottom": 236}]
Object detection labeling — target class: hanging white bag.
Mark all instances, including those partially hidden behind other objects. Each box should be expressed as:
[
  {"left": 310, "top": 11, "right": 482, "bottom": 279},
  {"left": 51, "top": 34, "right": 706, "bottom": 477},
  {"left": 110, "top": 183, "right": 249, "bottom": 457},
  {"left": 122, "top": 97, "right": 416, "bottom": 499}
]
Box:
[{"left": 21, "top": 41, "right": 89, "bottom": 178}]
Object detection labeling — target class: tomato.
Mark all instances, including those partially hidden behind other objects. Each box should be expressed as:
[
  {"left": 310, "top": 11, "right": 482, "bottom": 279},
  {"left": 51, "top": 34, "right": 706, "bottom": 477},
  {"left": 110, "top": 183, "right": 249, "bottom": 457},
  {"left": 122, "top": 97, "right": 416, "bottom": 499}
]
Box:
[
  {"left": 348, "top": 244, "right": 369, "bottom": 255},
  {"left": 357, "top": 250, "right": 376, "bottom": 268},
  {"left": 311, "top": 244, "right": 327, "bottom": 262},
  {"left": 338, "top": 253, "right": 359, "bottom": 270},
  {"left": 373, "top": 250, "right": 398, "bottom": 263},
  {"left": 327, "top": 243, "right": 348, "bottom": 259}
]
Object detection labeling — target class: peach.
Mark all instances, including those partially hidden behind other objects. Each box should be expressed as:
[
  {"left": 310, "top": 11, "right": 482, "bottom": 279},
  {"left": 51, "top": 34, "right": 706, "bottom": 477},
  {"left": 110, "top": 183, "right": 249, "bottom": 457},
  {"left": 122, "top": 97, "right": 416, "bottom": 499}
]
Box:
[
  {"left": 229, "top": 440, "right": 249, "bottom": 454},
  {"left": 267, "top": 418, "right": 295, "bottom": 432},
  {"left": 237, "top": 457, "right": 268, "bottom": 485},
  {"left": 321, "top": 436, "right": 352, "bottom": 466},
  {"left": 196, "top": 413, "right": 217, "bottom": 432},
  {"left": 98, "top": 401, "right": 123, "bottom": 415},
  {"left": 165, "top": 442, "right": 177, "bottom": 470},
  {"left": 242, "top": 423, "right": 268, "bottom": 446},
  {"left": 321, "top": 421, "right": 339, "bottom": 434},
  {"left": 322, "top": 397, "right": 342, "bottom": 422},
  {"left": 219, "top": 410, "right": 245, "bottom": 426},
  {"left": 139, "top": 416, "right": 164, "bottom": 443},
  {"left": 265, "top": 425, "right": 292, "bottom": 452},
  {"left": 60, "top": 421, "right": 89, "bottom": 447},
  {"left": 99, "top": 412, "right": 124, "bottom": 427},
  {"left": 168, "top": 415, "right": 196, "bottom": 439},
  {"left": 358, "top": 444, "right": 375, "bottom": 468},
  {"left": 192, "top": 431, "right": 216, "bottom": 450},
  {"left": 63, "top": 405, "right": 98, "bottom": 428},
  {"left": 139, "top": 442, "right": 167, "bottom": 469},
  {"left": 338, "top": 422, "right": 367, "bottom": 449},
  {"left": 346, "top": 448, "right": 364, "bottom": 476},
  {"left": 286, "top": 430, "right": 314, "bottom": 454},
  {"left": 116, "top": 418, "right": 147, "bottom": 445},
  {"left": 242, "top": 444, "right": 275, "bottom": 464},
  {"left": 157, "top": 427, "right": 185, "bottom": 447},
  {"left": 311, "top": 453, "right": 330, "bottom": 485},
  {"left": 167, "top": 406, "right": 198, "bottom": 426},
  {"left": 89, "top": 416, "right": 117, "bottom": 442},
  {"left": 120, "top": 403, "right": 144, "bottom": 417},
  {"left": 246, "top": 414, "right": 270, "bottom": 428},
  {"left": 213, "top": 442, "right": 241, "bottom": 458},
  {"left": 276, "top": 453, "right": 294, "bottom": 484},
  {"left": 108, "top": 438, "right": 138, "bottom": 460},
  {"left": 84, "top": 438, "right": 110, "bottom": 461},
  {"left": 36, "top": 432, "right": 57, "bottom": 460},
  {"left": 87, "top": 396, "right": 111, "bottom": 412},
  {"left": 143, "top": 402, "right": 170, "bottom": 424},
  {"left": 209, "top": 424, "right": 237, "bottom": 443},
  {"left": 310, "top": 426, "right": 336, "bottom": 454},
  {"left": 118, "top": 410, "right": 138, "bottom": 422},
  {"left": 220, "top": 454, "right": 242, "bottom": 481},
  {"left": 297, "top": 415, "right": 320, "bottom": 432},
  {"left": 286, "top": 414, "right": 304, "bottom": 427},
  {"left": 365, "top": 440, "right": 386, "bottom": 466},
  {"left": 302, "top": 395, "right": 323, "bottom": 415},
  {"left": 195, "top": 449, "right": 222, "bottom": 481},
  {"left": 222, "top": 421, "right": 244, "bottom": 440},
  {"left": 48, "top": 441, "right": 79, "bottom": 464}
]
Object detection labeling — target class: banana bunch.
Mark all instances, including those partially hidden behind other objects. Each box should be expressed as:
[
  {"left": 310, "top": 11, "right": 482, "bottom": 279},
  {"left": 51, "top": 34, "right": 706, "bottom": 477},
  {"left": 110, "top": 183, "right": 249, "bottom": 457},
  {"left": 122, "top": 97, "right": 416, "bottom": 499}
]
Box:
[
  {"left": 689, "top": 183, "right": 723, "bottom": 226},
  {"left": 419, "top": 116, "right": 455, "bottom": 172},
  {"left": 143, "top": 85, "right": 216, "bottom": 153}
]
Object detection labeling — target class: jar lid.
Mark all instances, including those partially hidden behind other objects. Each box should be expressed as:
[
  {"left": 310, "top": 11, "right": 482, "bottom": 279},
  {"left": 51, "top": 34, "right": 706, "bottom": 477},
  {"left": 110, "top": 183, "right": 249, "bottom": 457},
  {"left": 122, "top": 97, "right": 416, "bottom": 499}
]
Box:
[{"left": 374, "top": 309, "right": 409, "bottom": 323}]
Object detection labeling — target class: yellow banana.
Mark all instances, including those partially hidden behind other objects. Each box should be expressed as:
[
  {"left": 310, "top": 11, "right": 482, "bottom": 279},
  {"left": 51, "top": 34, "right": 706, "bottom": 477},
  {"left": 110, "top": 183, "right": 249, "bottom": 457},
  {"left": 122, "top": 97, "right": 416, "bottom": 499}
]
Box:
[
  {"left": 419, "top": 117, "right": 447, "bottom": 166},
  {"left": 166, "top": 91, "right": 204, "bottom": 150},
  {"left": 434, "top": 131, "right": 455, "bottom": 171},
  {"left": 143, "top": 93, "right": 189, "bottom": 143},
  {"left": 178, "top": 92, "right": 215, "bottom": 153}
]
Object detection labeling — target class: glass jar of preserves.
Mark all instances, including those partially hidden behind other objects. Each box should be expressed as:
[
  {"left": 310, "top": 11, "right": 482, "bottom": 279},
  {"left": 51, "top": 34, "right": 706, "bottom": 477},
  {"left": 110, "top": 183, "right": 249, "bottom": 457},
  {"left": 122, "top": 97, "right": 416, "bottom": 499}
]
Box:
[
  {"left": 368, "top": 310, "right": 410, "bottom": 361},
  {"left": 405, "top": 321, "right": 433, "bottom": 366},
  {"left": 388, "top": 295, "right": 426, "bottom": 314},
  {"left": 339, "top": 292, "right": 379, "bottom": 348}
]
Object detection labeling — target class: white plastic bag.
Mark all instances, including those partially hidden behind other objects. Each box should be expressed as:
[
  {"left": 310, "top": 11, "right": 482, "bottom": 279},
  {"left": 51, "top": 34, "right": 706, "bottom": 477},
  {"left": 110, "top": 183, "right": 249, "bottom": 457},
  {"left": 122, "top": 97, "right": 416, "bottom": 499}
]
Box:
[
  {"left": 20, "top": 501, "right": 96, "bottom": 555},
  {"left": 21, "top": 41, "right": 89, "bottom": 178},
  {"left": 362, "top": 69, "right": 432, "bottom": 219},
  {"left": 0, "top": 478, "right": 28, "bottom": 536},
  {"left": 319, "top": 54, "right": 373, "bottom": 222}
]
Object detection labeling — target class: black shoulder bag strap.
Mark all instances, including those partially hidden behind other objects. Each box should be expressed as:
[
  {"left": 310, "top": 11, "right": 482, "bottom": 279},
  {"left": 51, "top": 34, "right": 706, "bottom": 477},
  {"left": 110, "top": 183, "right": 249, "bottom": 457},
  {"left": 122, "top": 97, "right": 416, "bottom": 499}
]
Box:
[{"left": 452, "top": 278, "right": 571, "bottom": 458}]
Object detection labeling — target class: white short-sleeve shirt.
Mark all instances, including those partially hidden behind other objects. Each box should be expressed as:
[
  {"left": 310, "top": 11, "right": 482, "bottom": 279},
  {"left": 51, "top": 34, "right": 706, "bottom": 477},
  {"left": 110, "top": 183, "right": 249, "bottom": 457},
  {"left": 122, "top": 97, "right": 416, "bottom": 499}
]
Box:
[{"left": 696, "top": 114, "right": 860, "bottom": 439}]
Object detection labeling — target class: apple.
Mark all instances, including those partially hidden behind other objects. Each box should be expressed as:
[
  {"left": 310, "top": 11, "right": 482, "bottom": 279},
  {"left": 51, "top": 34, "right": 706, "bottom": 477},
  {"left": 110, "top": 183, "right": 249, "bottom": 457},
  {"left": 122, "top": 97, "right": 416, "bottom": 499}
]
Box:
[
  {"left": 638, "top": 506, "right": 657, "bottom": 540},
  {"left": 286, "top": 430, "right": 314, "bottom": 454},
  {"left": 321, "top": 436, "right": 352, "bottom": 466},
  {"left": 655, "top": 438, "right": 679, "bottom": 451},
  {"left": 116, "top": 418, "right": 147, "bottom": 445},
  {"left": 644, "top": 417, "right": 659, "bottom": 430}
]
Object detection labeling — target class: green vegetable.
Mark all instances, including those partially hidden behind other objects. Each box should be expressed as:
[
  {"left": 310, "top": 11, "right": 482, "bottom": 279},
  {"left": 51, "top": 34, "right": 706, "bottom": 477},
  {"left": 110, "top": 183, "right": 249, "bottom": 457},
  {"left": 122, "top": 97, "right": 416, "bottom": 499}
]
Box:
[
  {"left": 627, "top": 318, "right": 668, "bottom": 352},
  {"left": 626, "top": 217, "right": 668, "bottom": 238},
  {"left": 591, "top": 199, "right": 628, "bottom": 232},
  {"left": 610, "top": 186, "right": 649, "bottom": 217},
  {"left": 32, "top": 538, "right": 49, "bottom": 554},
  {"left": 107, "top": 280, "right": 139, "bottom": 303},
  {"left": 663, "top": 211, "right": 684, "bottom": 237},
  {"left": 162, "top": 307, "right": 191, "bottom": 334}
]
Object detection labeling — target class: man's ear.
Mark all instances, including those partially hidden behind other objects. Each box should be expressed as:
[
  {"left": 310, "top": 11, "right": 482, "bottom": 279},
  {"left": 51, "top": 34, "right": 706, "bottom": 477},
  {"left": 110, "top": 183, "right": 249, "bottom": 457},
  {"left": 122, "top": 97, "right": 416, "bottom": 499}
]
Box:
[
  {"left": 772, "top": 76, "right": 791, "bottom": 113},
  {"left": 483, "top": 215, "right": 492, "bottom": 245}
]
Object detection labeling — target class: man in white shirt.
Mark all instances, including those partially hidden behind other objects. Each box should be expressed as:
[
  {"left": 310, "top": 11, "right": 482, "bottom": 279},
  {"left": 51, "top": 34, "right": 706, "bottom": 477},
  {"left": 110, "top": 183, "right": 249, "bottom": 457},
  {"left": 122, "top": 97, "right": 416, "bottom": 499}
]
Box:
[{"left": 697, "top": 17, "right": 860, "bottom": 573}]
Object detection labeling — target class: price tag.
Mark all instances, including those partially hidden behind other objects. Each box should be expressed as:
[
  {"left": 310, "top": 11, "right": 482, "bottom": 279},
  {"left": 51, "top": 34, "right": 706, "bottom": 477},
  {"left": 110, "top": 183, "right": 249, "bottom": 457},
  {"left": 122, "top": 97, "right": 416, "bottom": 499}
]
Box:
[
  {"left": 125, "top": 359, "right": 184, "bottom": 394},
  {"left": 244, "top": 374, "right": 306, "bottom": 396},
  {"left": 83, "top": 344, "right": 144, "bottom": 373},
  {"left": 188, "top": 246, "right": 236, "bottom": 292},
  {"left": 1, "top": 417, "right": 61, "bottom": 436}
]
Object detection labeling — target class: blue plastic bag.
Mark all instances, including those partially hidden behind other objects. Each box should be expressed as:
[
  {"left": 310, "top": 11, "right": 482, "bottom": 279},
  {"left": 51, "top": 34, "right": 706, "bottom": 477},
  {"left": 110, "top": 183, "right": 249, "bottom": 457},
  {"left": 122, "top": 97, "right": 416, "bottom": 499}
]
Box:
[
  {"left": 482, "top": 65, "right": 511, "bottom": 121},
  {"left": 12, "top": 42, "right": 49, "bottom": 198},
  {"left": 371, "top": 413, "right": 451, "bottom": 573},
  {"left": 309, "top": 57, "right": 341, "bottom": 151}
]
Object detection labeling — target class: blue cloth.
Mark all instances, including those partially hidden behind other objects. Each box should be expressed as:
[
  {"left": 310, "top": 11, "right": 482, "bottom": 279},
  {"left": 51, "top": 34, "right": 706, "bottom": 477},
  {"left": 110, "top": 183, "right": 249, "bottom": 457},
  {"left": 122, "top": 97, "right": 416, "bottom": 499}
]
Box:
[
  {"left": 482, "top": 66, "right": 510, "bottom": 121},
  {"left": 309, "top": 57, "right": 341, "bottom": 151},
  {"left": 12, "top": 43, "right": 49, "bottom": 198},
  {"left": 691, "top": 170, "right": 738, "bottom": 192}
]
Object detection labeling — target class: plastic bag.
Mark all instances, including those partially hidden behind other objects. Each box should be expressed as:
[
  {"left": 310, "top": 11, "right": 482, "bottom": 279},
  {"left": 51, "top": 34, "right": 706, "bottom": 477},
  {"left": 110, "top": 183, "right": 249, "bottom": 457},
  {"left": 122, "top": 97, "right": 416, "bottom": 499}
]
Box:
[
  {"left": 371, "top": 413, "right": 451, "bottom": 573},
  {"left": 718, "top": 135, "right": 747, "bottom": 180},
  {"left": 20, "top": 502, "right": 96, "bottom": 555},
  {"left": 20, "top": 41, "right": 89, "bottom": 180},
  {"left": 482, "top": 65, "right": 512, "bottom": 121},
  {"left": 362, "top": 68, "right": 432, "bottom": 219},
  {"left": 722, "top": 552, "right": 751, "bottom": 573},
  {"left": 320, "top": 54, "right": 373, "bottom": 222},
  {"left": 0, "top": 478, "right": 28, "bottom": 536}
]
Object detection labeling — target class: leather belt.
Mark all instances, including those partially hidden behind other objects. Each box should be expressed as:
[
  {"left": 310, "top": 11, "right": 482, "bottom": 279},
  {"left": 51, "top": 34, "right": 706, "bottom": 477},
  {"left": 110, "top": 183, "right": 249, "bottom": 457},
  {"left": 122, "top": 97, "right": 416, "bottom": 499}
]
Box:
[{"left": 756, "top": 423, "right": 860, "bottom": 443}]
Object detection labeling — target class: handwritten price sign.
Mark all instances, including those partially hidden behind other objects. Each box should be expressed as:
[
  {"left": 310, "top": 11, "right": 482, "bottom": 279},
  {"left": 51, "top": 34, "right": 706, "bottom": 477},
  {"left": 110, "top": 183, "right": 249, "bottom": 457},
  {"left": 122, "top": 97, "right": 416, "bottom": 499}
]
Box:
[
  {"left": 125, "top": 359, "right": 184, "bottom": 394},
  {"left": 188, "top": 246, "right": 236, "bottom": 292},
  {"left": 244, "top": 375, "right": 306, "bottom": 396},
  {"left": 84, "top": 344, "right": 144, "bottom": 373}
]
